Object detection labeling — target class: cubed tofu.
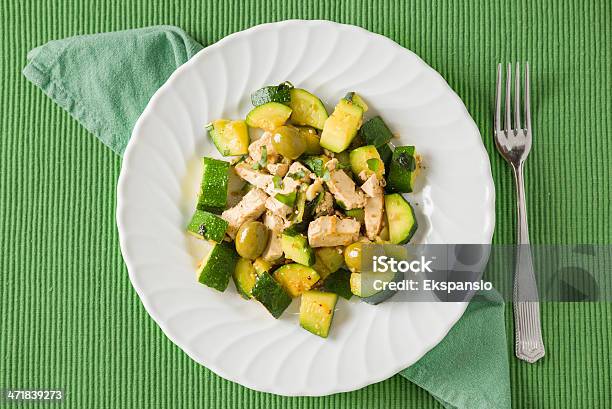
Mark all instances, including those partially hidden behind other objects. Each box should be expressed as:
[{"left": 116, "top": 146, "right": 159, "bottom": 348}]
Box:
[
  {"left": 308, "top": 215, "right": 361, "bottom": 247},
  {"left": 248, "top": 131, "right": 278, "bottom": 163},
  {"left": 324, "top": 158, "right": 339, "bottom": 172},
  {"left": 360, "top": 174, "right": 382, "bottom": 198},
  {"left": 364, "top": 194, "right": 384, "bottom": 240},
  {"left": 285, "top": 162, "right": 312, "bottom": 183},
  {"left": 263, "top": 212, "right": 289, "bottom": 232},
  {"left": 268, "top": 162, "right": 311, "bottom": 196},
  {"left": 262, "top": 232, "right": 283, "bottom": 262},
  {"left": 325, "top": 169, "right": 366, "bottom": 210},
  {"left": 265, "top": 196, "right": 293, "bottom": 218},
  {"left": 234, "top": 162, "right": 276, "bottom": 196},
  {"left": 221, "top": 188, "right": 268, "bottom": 238},
  {"left": 361, "top": 175, "right": 384, "bottom": 239},
  {"left": 267, "top": 162, "right": 289, "bottom": 177},
  {"left": 276, "top": 177, "right": 301, "bottom": 195}
]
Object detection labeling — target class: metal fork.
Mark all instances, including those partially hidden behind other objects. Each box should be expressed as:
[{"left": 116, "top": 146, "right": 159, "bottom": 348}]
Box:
[{"left": 494, "top": 62, "right": 545, "bottom": 363}]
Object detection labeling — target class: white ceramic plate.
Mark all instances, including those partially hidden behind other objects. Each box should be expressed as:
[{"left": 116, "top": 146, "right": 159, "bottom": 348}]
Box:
[{"left": 117, "top": 20, "right": 495, "bottom": 396}]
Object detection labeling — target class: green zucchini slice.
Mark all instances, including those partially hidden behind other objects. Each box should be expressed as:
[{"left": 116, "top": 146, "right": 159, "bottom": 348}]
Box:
[
  {"left": 320, "top": 98, "right": 363, "bottom": 153},
  {"left": 288, "top": 88, "right": 329, "bottom": 130},
  {"left": 319, "top": 268, "right": 352, "bottom": 300},
  {"left": 350, "top": 269, "right": 400, "bottom": 304},
  {"left": 387, "top": 146, "right": 417, "bottom": 193},
  {"left": 281, "top": 231, "right": 315, "bottom": 266},
  {"left": 246, "top": 102, "right": 292, "bottom": 131},
  {"left": 349, "top": 145, "right": 385, "bottom": 180},
  {"left": 377, "top": 143, "right": 393, "bottom": 174},
  {"left": 299, "top": 290, "right": 338, "bottom": 338},
  {"left": 206, "top": 119, "right": 250, "bottom": 156},
  {"left": 384, "top": 193, "right": 418, "bottom": 244},
  {"left": 344, "top": 92, "right": 369, "bottom": 112},
  {"left": 251, "top": 81, "right": 293, "bottom": 106},
  {"left": 314, "top": 247, "right": 344, "bottom": 279},
  {"left": 233, "top": 258, "right": 258, "bottom": 299},
  {"left": 198, "top": 157, "right": 230, "bottom": 210},
  {"left": 275, "top": 191, "right": 297, "bottom": 207},
  {"left": 252, "top": 258, "right": 272, "bottom": 275},
  {"left": 197, "top": 242, "right": 239, "bottom": 292},
  {"left": 345, "top": 208, "right": 365, "bottom": 224},
  {"left": 186, "top": 209, "right": 228, "bottom": 242},
  {"left": 359, "top": 116, "right": 393, "bottom": 147},
  {"left": 251, "top": 272, "right": 292, "bottom": 318},
  {"left": 274, "top": 263, "right": 320, "bottom": 297}
]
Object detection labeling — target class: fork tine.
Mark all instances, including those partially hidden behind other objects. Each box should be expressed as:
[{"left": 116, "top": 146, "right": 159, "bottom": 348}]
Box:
[
  {"left": 505, "top": 63, "right": 512, "bottom": 134},
  {"left": 514, "top": 62, "right": 521, "bottom": 130},
  {"left": 494, "top": 63, "right": 502, "bottom": 132},
  {"left": 524, "top": 62, "right": 531, "bottom": 131}
]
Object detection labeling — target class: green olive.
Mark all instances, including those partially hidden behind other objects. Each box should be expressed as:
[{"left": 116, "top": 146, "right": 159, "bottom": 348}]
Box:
[
  {"left": 298, "top": 127, "right": 323, "bottom": 155},
  {"left": 344, "top": 242, "right": 364, "bottom": 272},
  {"left": 235, "top": 221, "right": 269, "bottom": 260},
  {"left": 271, "top": 125, "right": 306, "bottom": 159}
]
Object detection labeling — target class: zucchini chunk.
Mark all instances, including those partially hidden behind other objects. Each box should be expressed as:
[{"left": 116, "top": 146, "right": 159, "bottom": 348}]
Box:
[
  {"left": 288, "top": 88, "right": 329, "bottom": 130},
  {"left": 251, "top": 81, "right": 293, "bottom": 106},
  {"left": 319, "top": 268, "right": 352, "bottom": 300},
  {"left": 274, "top": 263, "right": 320, "bottom": 297},
  {"left": 384, "top": 193, "right": 418, "bottom": 244},
  {"left": 387, "top": 146, "right": 417, "bottom": 193},
  {"left": 233, "top": 258, "right": 258, "bottom": 299},
  {"left": 291, "top": 189, "right": 307, "bottom": 225},
  {"left": 314, "top": 247, "right": 344, "bottom": 279},
  {"left": 349, "top": 145, "right": 385, "bottom": 180},
  {"left": 275, "top": 191, "right": 297, "bottom": 207},
  {"left": 299, "top": 290, "right": 338, "bottom": 338},
  {"left": 359, "top": 116, "right": 393, "bottom": 147},
  {"left": 186, "top": 209, "right": 229, "bottom": 242},
  {"left": 197, "top": 242, "right": 239, "bottom": 292},
  {"left": 344, "top": 92, "right": 368, "bottom": 112},
  {"left": 198, "top": 157, "right": 230, "bottom": 211},
  {"left": 251, "top": 272, "right": 292, "bottom": 318},
  {"left": 320, "top": 98, "right": 364, "bottom": 153},
  {"left": 246, "top": 102, "right": 292, "bottom": 131},
  {"left": 335, "top": 150, "right": 351, "bottom": 170},
  {"left": 281, "top": 231, "right": 315, "bottom": 266},
  {"left": 206, "top": 119, "right": 250, "bottom": 156},
  {"left": 298, "top": 127, "right": 323, "bottom": 155},
  {"left": 377, "top": 143, "right": 393, "bottom": 173},
  {"left": 252, "top": 258, "right": 272, "bottom": 275},
  {"left": 350, "top": 270, "right": 399, "bottom": 304}
]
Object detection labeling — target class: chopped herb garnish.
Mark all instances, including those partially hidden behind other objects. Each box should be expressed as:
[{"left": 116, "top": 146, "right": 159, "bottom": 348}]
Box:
[
  {"left": 287, "top": 170, "right": 306, "bottom": 180},
  {"left": 366, "top": 158, "right": 380, "bottom": 172},
  {"left": 397, "top": 152, "right": 416, "bottom": 171},
  {"left": 252, "top": 146, "right": 268, "bottom": 170},
  {"left": 322, "top": 168, "right": 331, "bottom": 182},
  {"left": 301, "top": 156, "right": 325, "bottom": 177},
  {"left": 336, "top": 162, "right": 351, "bottom": 170},
  {"left": 273, "top": 175, "right": 283, "bottom": 189},
  {"left": 232, "top": 155, "right": 248, "bottom": 165}
]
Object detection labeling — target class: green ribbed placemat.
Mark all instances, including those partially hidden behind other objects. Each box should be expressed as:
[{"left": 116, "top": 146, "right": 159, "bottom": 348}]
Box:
[{"left": 1, "top": 1, "right": 611, "bottom": 408}]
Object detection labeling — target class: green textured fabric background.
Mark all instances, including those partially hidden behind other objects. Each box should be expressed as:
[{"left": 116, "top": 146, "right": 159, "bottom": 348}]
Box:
[{"left": 1, "top": 1, "right": 610, "bottom": 408}]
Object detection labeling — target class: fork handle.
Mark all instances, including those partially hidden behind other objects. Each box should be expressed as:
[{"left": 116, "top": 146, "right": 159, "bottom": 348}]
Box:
[{"left": 512, "top": 164, "right": 545, "bottom": 363}]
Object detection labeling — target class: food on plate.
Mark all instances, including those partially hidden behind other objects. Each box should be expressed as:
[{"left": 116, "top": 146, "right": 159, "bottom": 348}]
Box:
[{"left": 190, "top": 82, "right": 421, "bottom": 337}]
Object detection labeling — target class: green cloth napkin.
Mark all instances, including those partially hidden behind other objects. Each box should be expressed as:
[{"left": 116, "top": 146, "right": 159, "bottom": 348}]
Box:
[
  {"left": 23, "top": 26, "right": 203, "bottom": 155},
  {"left": 22, "top": 25, "right": 511, "bottom": 409}
]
